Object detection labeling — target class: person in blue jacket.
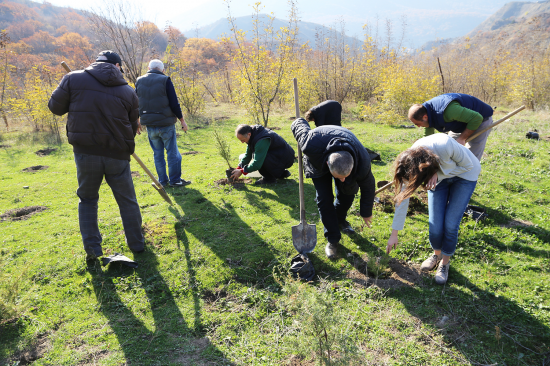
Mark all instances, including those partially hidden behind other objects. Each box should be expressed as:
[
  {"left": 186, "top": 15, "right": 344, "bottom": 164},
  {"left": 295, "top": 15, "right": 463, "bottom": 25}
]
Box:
[{"left": 408, "top": 93, "right": 494, "bottom": 161}]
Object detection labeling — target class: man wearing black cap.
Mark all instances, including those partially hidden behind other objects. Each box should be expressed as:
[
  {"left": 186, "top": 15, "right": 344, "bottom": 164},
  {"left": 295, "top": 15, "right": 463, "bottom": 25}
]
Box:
[{"left": 48, "top": 50, "right": 145, "bottom": 263}]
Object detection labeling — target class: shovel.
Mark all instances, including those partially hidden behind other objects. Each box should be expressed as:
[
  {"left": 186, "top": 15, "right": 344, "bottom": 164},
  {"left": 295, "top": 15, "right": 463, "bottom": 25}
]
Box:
[
  {"left": 374, "top": 105, "right": 526, "bottom": 196},
  {"left": 291, "top": 78, "right": 317, "bottom": 254},
  {"left": 60, "top": 61, "right": 173, "bottom": 206}
]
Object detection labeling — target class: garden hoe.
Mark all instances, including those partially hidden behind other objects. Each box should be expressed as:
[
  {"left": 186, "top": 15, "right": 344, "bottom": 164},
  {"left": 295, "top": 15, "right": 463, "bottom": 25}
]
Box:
[
  {"left": 60, "top": 61, "right": 173, "bottom": 206},
  {"left": 291, "top": 78, "right": 317, "bottom": 254},
  {"left": 374, "top": 105, "right": 526, "bottom": 196}
]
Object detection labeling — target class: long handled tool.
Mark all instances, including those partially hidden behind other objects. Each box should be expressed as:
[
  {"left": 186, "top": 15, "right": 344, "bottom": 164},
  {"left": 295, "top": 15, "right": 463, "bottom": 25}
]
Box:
[
  {"left": 291, "top": 78, "right": 317, "bottom": 254},
  {"left": 375, "top": 105, "right": 526, "bottom": 196},
  {"left": 60, "top": 61, "right": 173, "bottom": 206}
]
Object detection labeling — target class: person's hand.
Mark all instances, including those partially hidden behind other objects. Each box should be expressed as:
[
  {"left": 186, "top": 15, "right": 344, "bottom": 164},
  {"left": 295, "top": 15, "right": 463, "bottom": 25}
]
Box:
[
  {"left": 363, "top": 216, "right": 372, "bottom": 228},
  {"left": 456, "top": 137, "right": 466, "bottom": 146},
  {"left": 386, "top": 230, "right": 399, "bottom": 254},
  {"left": 136, "top": 119, "right": 142, "bottom": 135},
  {"left": 426, "top": 173, "right": 438, "bottom": 190},
  {"left": 180, "top": 118, "right": 188, "bottom": 133},
  {"left": 230, "top": 169, "right": 243, "bottom": 180}
]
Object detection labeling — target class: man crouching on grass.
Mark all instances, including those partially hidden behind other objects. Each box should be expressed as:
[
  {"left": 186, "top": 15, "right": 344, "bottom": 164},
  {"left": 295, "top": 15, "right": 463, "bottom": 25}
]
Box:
[{"left": 231, "top": 124, "right": 295, "bottom": 185}]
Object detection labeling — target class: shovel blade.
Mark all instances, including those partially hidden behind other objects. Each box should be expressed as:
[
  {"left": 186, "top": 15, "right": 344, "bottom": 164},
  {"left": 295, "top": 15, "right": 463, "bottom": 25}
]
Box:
[
  {"left": 151, "top": 183, "right": 174, "bottom": 206},
  {"left": 292, "top": 222, "right": 317, "bottom": 254}
]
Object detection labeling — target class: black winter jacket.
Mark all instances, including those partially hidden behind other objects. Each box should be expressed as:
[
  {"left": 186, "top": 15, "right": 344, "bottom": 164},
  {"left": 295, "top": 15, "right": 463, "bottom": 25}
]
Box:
[
  {"left": 291, "top": 118, "right": 375, "bottom": 217},
  {"left": 247, "top": 125, "right": 295, "bottom": 170},
  {"left": 310, "top": 100, "right": 341, "bottom": 127},
  {"left": 48, "top": 62, "right": 140, "bottom": 160}
]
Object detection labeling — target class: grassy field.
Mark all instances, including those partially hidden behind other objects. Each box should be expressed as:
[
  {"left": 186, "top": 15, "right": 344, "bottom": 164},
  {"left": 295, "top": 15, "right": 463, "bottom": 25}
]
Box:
[{"left": 0, "top": 104, "right": 549, "bottom": 365}]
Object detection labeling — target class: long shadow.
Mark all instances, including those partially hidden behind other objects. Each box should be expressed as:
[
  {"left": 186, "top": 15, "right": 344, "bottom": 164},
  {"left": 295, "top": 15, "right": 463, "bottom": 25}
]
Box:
[
  {"left": 467, "top": 198, "right": 550, "bottom": 258},
  {"left": 170, "top": 187, "right": 280, "bottom": 287},
  {"left": 89, "top": 249, "right": 232, "bottom": 365},
  {"left": 386, "top": 269, "right": 550, "bottom": 365}
]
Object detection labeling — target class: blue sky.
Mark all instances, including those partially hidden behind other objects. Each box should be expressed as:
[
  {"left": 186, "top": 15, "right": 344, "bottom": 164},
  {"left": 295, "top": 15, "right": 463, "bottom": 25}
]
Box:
[{"left": 46, "top": 0, "right": 526, "bottom": 46}]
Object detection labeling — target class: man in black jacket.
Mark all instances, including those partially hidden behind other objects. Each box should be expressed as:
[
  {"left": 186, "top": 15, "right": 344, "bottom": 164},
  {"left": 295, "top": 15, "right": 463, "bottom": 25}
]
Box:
[
  {"left": 304, "top": 100, "right": 342, "bottom": 127},
  {"left": 291, "top": 118, "right": 375, "bottom": 258},
  {"left": 48, "top": 50, "right": 144, "bottom": 261},
  {"left": 231, "top": 124, "right": 295, "bottom": 185}
]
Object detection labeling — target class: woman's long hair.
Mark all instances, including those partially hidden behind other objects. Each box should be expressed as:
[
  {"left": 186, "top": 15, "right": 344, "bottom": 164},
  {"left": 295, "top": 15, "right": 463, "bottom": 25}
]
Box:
[{"left": 393, "top": 146, "right": 440, "bottom": 204}]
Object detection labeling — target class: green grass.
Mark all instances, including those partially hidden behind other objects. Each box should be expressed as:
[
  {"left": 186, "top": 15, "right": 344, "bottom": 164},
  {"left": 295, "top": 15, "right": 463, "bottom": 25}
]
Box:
[{"left": 0, "top": 105, "right": 549, "bottom": 365}]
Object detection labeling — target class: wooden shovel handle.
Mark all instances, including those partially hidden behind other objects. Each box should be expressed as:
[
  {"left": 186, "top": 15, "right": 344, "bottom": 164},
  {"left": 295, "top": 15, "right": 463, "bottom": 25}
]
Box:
[
  {"left": 466, "top": 105, "right": 525, "bottom": 142},
  {"left": 293, "top": 78, "right": 306, "bottom": 224}
]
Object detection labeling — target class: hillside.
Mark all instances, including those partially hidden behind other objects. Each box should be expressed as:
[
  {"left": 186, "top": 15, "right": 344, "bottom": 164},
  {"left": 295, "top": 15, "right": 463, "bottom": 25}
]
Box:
[{"left": 184, "top": 14, "right": 362, "bottom": 49}]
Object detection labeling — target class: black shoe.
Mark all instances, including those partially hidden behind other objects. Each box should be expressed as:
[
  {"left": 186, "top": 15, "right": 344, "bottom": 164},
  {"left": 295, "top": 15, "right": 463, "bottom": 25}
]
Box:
[
  {"left": 281, "top": 170, "right": 291, "bottom": 179},
  {"left": 170, "top": 179, "right": 191, "bottom": 187},
  {"left": 325, "top": 242, "right": 338, "bottom": 259},
  {"left": 254, "top": 178, "right": 276, "bottom": 185},
  {"left": 339, "top": 221, "right": 355, "bottom": 234}
]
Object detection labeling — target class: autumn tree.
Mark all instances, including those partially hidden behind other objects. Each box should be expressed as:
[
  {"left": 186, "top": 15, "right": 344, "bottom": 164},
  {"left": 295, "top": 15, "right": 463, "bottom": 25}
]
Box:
[
  {"left": 225, "top": 0, "right": 299, "bottom": 126},
  {"left": 87, "top": 0, "right": 157, "bottom": 83},
  {"left": 0, "top": 30, "right": 11, "bottom": 130}
]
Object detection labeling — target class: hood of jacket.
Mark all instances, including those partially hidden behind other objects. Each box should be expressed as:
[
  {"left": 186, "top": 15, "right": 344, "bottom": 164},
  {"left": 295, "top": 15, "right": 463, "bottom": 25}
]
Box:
[{"left": 85, "top": 62, "right": 128, "bottom": 87}]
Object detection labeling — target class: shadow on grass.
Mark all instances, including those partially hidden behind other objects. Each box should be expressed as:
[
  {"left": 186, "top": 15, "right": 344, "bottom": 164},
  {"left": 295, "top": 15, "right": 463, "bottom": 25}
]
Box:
[
  {"left": 89, "top": 249, "right": 232, "bottom": 365},
  {"left": 170, "top": 187, "right": 280, "bottom": 287},
  {"left": 387, "top": 269, "right": 550, "bottom": 365}
]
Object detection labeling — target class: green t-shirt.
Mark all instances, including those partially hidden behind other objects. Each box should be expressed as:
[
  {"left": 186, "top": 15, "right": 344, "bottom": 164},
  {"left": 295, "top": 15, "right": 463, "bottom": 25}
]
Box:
[
  {"left": 239, "top": 138, "right": 271, "bottom": 173},
  {"left": 424, "top": 101, "right": 484, "bottom": 136}
]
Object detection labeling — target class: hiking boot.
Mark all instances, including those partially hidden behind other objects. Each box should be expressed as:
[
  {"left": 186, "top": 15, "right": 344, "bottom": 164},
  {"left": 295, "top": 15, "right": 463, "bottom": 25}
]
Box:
[
  {"left": 420, "top": 254, "right": 441, "bottom": 272},
  {"left": 325, "top": 242, "right": 338, "bottom": 259},
  {"left": 339, "top": 221, "right": 355, "bottom": 234},
  {"left": 170, "top": 179, "right": 191, "bottom": 187},
  {"left": 255, "top": 177, "right": 276, "bottom": 185},
  {"left": 435, "top": 262, "right": 450, "bottom": 285}
]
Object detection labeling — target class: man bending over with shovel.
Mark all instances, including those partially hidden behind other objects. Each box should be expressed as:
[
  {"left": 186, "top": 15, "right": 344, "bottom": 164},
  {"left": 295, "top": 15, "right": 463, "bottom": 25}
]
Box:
[
  {"left": 291, "top": 118, "right": 375, "bottom": 259},
  {"left": 408, "top": 93, "right": 494, "bottom": 161}
]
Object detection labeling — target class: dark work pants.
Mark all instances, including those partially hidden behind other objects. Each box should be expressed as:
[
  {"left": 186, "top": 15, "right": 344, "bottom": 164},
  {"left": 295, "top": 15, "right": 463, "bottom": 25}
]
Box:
[
  {"left": 312, "top": 173, "right": 355, "bottom": 244},
  {"left": 74, "top": 153, "right": 144, "bottom": 257},
  {"left": 258, "top": 158, "right": 288, "bottom": 181}
]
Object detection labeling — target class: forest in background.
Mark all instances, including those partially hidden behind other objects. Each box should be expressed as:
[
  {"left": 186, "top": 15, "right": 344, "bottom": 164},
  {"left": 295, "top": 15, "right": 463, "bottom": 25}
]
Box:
[{"left": 0, "top": 0, "right": 549, "bottom": 138}]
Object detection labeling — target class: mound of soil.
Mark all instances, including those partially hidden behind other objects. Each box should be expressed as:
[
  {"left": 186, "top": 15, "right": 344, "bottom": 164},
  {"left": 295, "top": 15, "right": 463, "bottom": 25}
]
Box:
[
  {"left": 0, "top": 144, "right": 11, "bottom": 148},
  {"left": 131, "top": 171, "right": 140, "bottom": 178},
  {"left": 347, "top": 258, "right": 427, "bottom": 289},
  {"left": 214, "top": 178, "right": 252, "bottom": 187},
  {"left": 35, "top": 148, "right": 57, "bottom": 156},
  {"left": 0, "top": 206, "right": 48, "bottom": 222},
  {"left": 214, "top": 116, "right": 229, "bottom": 121},
  {"left": 21, "top": 165, "right": 49, "bottom": 172},
  {"left": 12, "top": 334, "right": 51, "bottom": 365},
  {"left": 501, "top": 218, "right": 533, "bottom": 228},
  {"left": 374, "top": 191, "right": 428, "bottom": 215},
  {"left": 181, "top": 151, "right": 202, "bottom": 155},
  {"left": 269, "top": 126, "right": 281, "bottom": 130}
]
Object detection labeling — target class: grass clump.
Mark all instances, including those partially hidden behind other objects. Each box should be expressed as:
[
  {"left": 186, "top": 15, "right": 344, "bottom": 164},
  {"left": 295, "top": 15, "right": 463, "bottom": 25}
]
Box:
[{"left": 0, "top": 255, "right": 30, "bottom": 323}]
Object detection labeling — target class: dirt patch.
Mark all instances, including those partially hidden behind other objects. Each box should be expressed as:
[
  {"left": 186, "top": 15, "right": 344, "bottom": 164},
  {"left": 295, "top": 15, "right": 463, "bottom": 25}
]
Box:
[
  {"left": 12, "top": 334, "right": 51, "bottom": 365},
  {"left": 269, "top": 126, "right": 281, "bottom": 130},
  {"left": 173, "top": 337, "right": 222, "bottom": 365},
  {"left": 0, "top": 144, "right": 11, "bottom": 148},
  {"left": 374, "top": 191, "right": 428, "bottom": 215},
  {"left": 182, "top": 151, "right": 202, "bottom": 155},
  {"left": 131, "top": 171, "right": 140, "bottom": 178},
  {"left": 501, "top": 218, "right": 533, "bottom": 228},
  {"left": 347, "top": 258, "right": 427, "bottom": 289},
  {"left": 214, "top": 116, "right": 229, "bottom": 121},
  {"left": 34, "top": 148, "right": 57, "bottom": 156},
  {"left": 21, "top": 165, "right": 49, "bottom": 172},
  {"left": 288, "top": 354, "right": 316, "bottom": 366},
  {"left": 1, "top": 206, "right": 48, "bottom": 222},
  {"left": 202, "top": 289, "right": 228, "bottom": 304},
  {"left": 214, "top": 178, "right": 252, "bottom": 187},
  {"left": 377, "top": 180, "right": 390, "bottom": 188}
]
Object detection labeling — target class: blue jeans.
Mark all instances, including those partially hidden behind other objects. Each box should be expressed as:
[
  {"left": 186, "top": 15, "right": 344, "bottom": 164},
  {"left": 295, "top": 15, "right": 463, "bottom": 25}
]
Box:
[
  {"left": 147, "top": 125, "right": 182, "bottom": 186},
  {"left": 312, "top": 174, "right": 355, "bottom": 244},
  {"left": 428, "top": 177, "right": 477, "bottom": 256},
  {"left": 74, "top": 153, "right": 144, "bottom": 257}
]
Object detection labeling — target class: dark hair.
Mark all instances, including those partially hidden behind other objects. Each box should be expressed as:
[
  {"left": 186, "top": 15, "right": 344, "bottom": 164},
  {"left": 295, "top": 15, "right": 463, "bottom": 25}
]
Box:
[
  {"left": 304, "top": 109, "right": 314, "bottom": 122},
  {"left": 393, "top": 146, "right": 440, "bottom": 204},
  {"left": 408, "top": 104, "right": 427, "bottom": 122},
  {"left": 235, "top": 124, "right": 252, "bottom": 136}
]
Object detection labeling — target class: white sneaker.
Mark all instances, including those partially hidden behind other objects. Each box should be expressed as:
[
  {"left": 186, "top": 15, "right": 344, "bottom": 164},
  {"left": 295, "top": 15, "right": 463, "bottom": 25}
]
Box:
[
  {"left": 435, "top": 262, "right": 450, "bottom": 285},
  {"left": 420, "top": 254, "right": 441, "bottom": 272}
]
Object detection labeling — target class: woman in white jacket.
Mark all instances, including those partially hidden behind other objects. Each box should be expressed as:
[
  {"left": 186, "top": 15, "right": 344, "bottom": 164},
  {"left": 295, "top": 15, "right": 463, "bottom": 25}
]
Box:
[{"left": 386, "top": 133, "right": 481, "bottom": 284}]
